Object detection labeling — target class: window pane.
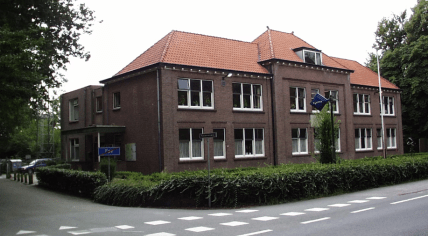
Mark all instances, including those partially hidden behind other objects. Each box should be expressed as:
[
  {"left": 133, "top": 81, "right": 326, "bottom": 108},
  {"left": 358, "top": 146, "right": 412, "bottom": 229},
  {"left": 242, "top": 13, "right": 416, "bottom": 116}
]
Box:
[
  {"left": 353, "top": 94, "right": 358, "bottom": 112},
  {"left": 178, "top": 91, "right": 188, "bottom": 106},
  {"left": 253, "top": 85, "right": 261, "bottom": 95},
  {"left": 255, "top": 140, "right": 263, "bottom": 154},
  {"left": 178, "top": 79, "right": 189, "bottom": 89},
  {"left": 304, "top": 51, "right": 315, "bottom": 64},
  {"left": 214, "top": 140, "right": 224, "bottom": 157},
  {"left": 300, "top": 137, "right": 307, "bottom": 153},
  {"left": 192, "top": 140, "right": 202, "bottom": 157},
  {"left": 202, "top": 81, "right": 212, "bottom": 92},
  {"left": 233, "top": 94, "right": 241, "bottom": 108},
  {"left": 203, "top": 92, "right": 211, "bottom": 107},
  {"left": 243, "top": 95, "right": 251, "bottom": 108},
  {"left": 298, "top": 88, "right": 305, "bottom": 98},
  {"left": 316, "top": 52, "right": 322, "bottom": 65},
  {"left": 299, "top": 128, "right": 307, "bottom": 139},
  {"left": 245, "top": 129, "right": 253, "bottom": 140},
  {"left": 235, "top": 140, "right": 243, "bottom": 155},
  {"left": 253, "top": 95, "right": 261, "bottom": 109},
  {"left": 292, "top": 129, "right": 298, "bottom": 138},
  {"left": 233, "top": 83, "right": 241, "bottom": 94},
  {"left": 292, "top": 139, "right": 298, "bottom": 153},
  {"left": 192, "top": 129, "right": 202, "bottom": 141},
  {"left": 298, "top": 98, "right": 305, "bottom": 110},
  {"left": 191, "top": 91, "right": 200, "bottom": 106},
  {"left": 190, "top": 80, "right": 201, "bottom": 91},
  {"left": 179, "top": 140, "right": 189, "bottom": 158},
  {"left": 255, "top": 129, "right": 263, "bottom": 140},
  {"left": 243, "top": 84, "right": 251, "bottom": 95},
  {"left": 179, "top": 129, "right": 190, "bottom": 141},
  {"left": 290, "top": 87, "right": 296, "bottom": 98},
  {"left": 213, "top": 129, "right": 224, "bottom": 141},
  {"left": 234, "top": 129, "right": 243, "bottom": 140},
  {"left": 245, "top": 140, "right": 253, "bottom": 155}
]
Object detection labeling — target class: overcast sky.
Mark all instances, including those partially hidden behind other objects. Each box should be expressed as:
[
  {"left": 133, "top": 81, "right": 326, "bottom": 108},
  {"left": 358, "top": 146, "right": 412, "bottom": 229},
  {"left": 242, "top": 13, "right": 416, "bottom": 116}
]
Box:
[{"left": 59, "top": 0, "right": 417, "bottom": 95}]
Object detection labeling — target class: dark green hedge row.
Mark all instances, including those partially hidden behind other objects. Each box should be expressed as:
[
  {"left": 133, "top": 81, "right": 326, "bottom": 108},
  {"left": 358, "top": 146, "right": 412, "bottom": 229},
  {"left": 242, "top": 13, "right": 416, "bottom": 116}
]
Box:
[
  {"left": 36, "top": 167, "right": 107, "bottom": 197},
  {"left": 50, "top": 164, "right": 72, "bottom": 169},
  {"left": 94, "top": 155, "right": 428, "bottom": 207}
]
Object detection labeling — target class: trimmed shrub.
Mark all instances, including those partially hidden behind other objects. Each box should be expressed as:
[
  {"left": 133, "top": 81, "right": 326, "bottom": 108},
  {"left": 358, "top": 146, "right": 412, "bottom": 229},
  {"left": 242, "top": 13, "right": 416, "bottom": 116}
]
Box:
[
  {"left": 36, "top": 167, "right": 107, "bottom": 197},
  {"left": 50, "top": 164, "right": 72, "bottom": 170},
  {"left": 94, "top": 154, "right": 428, "bottom": 208}
]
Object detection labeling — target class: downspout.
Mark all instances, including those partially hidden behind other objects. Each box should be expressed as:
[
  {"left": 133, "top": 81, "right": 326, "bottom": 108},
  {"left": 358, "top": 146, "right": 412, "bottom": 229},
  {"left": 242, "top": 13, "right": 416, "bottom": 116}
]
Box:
[
  {"left": 84, "top": 88, "right": 87, "bottom": 127},
  {"left": 157, "top": 68, "right": 162, "bottom": 172},
  {"left": 270, "top": 63, "right": 277, "bottom": 166}
]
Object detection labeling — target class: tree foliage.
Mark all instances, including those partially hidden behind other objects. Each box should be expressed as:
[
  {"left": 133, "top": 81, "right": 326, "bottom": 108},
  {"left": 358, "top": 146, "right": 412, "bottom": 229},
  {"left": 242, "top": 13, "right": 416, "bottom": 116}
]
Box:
[
  {"left": 365, "top": 0, "right": 428, "bottom": 151},
  {"left": 0, "top": 0, "right": 96, "bottom": 156},
  {"left": 314, "top": 104, "right": 340, "bottom": 164}
]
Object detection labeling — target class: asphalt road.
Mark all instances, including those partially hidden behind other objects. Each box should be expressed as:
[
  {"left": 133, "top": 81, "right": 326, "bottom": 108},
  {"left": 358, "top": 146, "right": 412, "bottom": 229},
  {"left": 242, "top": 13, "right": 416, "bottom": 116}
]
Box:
[{"left": 1, "top": 175, "right": 428, "bottom": 236}]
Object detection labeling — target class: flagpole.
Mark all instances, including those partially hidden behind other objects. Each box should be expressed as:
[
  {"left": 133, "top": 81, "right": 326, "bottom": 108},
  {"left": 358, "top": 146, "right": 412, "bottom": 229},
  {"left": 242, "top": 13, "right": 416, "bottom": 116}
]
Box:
[{"left": 376, "top": 50, "right": 386, "bottom": 159}]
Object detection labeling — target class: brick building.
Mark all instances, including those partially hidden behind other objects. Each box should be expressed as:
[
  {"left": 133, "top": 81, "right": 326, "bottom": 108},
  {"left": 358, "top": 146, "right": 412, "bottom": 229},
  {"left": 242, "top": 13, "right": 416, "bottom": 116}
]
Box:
[{"left": 61, "top": 29, "right": 403, "bottom": 174}]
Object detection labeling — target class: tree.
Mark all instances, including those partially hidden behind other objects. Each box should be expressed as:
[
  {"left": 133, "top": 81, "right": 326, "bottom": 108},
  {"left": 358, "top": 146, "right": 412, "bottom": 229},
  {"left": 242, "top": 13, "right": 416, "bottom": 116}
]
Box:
[
  {"left": 366, "top": 0, "right": 428, "bottom": 151},
  {"left": 313, "top": 104, "right": 340, "bottom": 164},
  {"left": 0, "top": 0, "right": 96, "bottom": 157}
]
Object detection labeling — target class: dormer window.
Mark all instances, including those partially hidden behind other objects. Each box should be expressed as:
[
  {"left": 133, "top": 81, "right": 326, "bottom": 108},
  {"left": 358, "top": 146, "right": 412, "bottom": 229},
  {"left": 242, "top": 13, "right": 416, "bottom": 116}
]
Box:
[{"left": 293, "top": 47, "right": 323, "bottom": 65}]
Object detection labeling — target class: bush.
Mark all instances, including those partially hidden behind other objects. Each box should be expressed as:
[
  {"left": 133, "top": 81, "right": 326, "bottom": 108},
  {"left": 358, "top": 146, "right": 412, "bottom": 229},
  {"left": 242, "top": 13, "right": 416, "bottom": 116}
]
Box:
[
  {"left": 50, "top": 164, "right": 71, "bottom": 170},
  {"left": 100, "top": 158, "right": 116, "bottom": 181},
  {"left": 94, "top": 154, "right": 428, "bottom": 208},
  {"left": 36, "top": 167, "right": 107, "bottom": 197}
]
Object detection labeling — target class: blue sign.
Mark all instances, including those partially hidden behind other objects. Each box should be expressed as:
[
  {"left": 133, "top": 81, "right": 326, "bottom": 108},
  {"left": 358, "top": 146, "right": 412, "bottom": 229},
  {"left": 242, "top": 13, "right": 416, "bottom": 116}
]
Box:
[
  {"left": 98, "top": 147, "right": 120, "bottom": 156},
  {"left": 310, "top": 93, "right": 330, "bottom": 111}
]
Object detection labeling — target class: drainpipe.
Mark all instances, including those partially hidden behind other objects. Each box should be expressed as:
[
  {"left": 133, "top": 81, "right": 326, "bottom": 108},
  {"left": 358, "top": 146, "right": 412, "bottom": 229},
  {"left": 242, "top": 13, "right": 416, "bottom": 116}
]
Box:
[
  {"left": 84, "top": 88, "right": 87, "bottom": 127},
  {"left": 270, "top": 63, "right": 277, "bottom": 166},
  {"left": 157, "top": 68, "right": 162, "bottom": 172}
]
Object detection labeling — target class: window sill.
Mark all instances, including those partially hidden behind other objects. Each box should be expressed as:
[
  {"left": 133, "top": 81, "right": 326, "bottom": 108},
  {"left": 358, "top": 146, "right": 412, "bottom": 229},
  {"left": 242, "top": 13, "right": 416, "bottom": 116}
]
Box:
[
  {"left": 354, "top": 113, "right": 372, "bottom": 116},
  {"left": 177, "top": 108, "right": 216, "bottom": 112},
  {"left": 69, "top": 120, "right": 79, "bottom": 123},
  {"left": 355, "top": 149, "right": 374, "bottom": 153},
  {"left": 113, "top": 107, "right": 121, "bottom": 111},
  {"left": 291, "top": 153, "right": 309, "bottom": 156},
  {"left": 96, "top": 111, "right": 103, "bottom": 114},
  {"left": 290, "top": 110, "right": 307, "bottom": 113},
  {"left": 233, "top": 110, "right": 265, "bottom": 114},
  {"left": 234, "top": 156, "right": 266, "bottom": 161},
  {"left": 71, "top": 159, "right": 80, "bottom": 162},
  {"left": 214, "top": 158, "right": 227, "bottom": 162},
  {"left": 178, "top": 158, "right": 205, "bottom": 164}
]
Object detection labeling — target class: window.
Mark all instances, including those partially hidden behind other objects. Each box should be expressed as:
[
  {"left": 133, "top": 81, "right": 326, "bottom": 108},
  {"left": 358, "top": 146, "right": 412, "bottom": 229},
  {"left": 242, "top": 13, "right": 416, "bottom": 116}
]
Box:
[
  {"left": 178, "top": 79, "right": 213, "bottom": 108},
  {"left": 179, "top": 128, "right": 203, "bottom": 160},
  {"left": 292, "top": 128, "right": 308, "bottom": 154},
  {"left": 325, "top": 90, "right": 339, "bottom": 113},
  {"left": 354, "top": 94, "right": 370, "bottom": 114},
  {"left": 213, "top": 129, "right": 225, "bottom": 159},
  {"left": 290, "top": 87, "right": 306, "bottom": 112},
  {"left": 377, "top": 128, "right": 383, "bottom": 149},
  {"left": 232, "top": 83, "right": 262, "bottom": 110},
  {"left": 311, "top": 89, "right": 320, "bottom": 111},
  {"left": 386, "top": 128, "right": 396, "bottom": 149},
  {"left": 304, "top": 50, "right": 322, "bottom": 65},
  {"left": 314, "top": 128, "right": 340, "bottom": 153},
  {"left": 382, "top": 96, "right": 395, "bottom": 115},
  {"left": 355, "top": 128, "right": 372, "bottom": 151},
  {"left": 70, "top": 139, "right": 79, "bottom": 161},
  {"left": 113, "top": 92, "right": 120, "bottom": 109},
  {"left": 69, "top": 99, "right": 79, "bottom": 121},
  {"left": 234, "top": 128, "right": 264, "bottom": 157},
  {"left": 96, "top": 96, "right": 103, "bottom": 112}
]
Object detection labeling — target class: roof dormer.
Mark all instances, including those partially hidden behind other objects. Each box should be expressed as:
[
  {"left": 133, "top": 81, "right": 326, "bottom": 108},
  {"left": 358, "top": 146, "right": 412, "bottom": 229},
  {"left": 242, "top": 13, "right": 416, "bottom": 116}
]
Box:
[{"left": 293, "top": 47, "right": 323, "bottom": 66}]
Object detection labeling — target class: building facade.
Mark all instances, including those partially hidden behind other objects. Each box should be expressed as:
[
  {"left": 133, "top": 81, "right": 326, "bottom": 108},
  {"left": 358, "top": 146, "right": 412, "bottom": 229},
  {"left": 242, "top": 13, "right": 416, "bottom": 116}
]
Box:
[{"left": 61, "top": 29, "right": 403, "bottom": 174}]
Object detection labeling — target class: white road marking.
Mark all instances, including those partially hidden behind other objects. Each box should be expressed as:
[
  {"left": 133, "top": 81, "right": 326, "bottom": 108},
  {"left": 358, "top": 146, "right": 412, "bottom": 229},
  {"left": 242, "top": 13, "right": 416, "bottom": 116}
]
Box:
[
  {"left": 237, "top": 229, "right": 273, "bottom": 236},
  {"left": 328, "top": 204, "right": 350, "bottom": 207},
  {"left": 304, "top": 208, "right": 329, "bottom": 212},
  {"left": 251, "top": 216, "right": 279, "bottom": 221},
  {"left": 16, "top": 231, "right": 36, "bottom": 235},
  {"left": 144, "top": 220, "right": 171, "bottom": 225},
  {"left": 280, "top": 212, "right": 305, "bottom": 216},
  {"left": 390, "top": 194, "right": 428, "bottom": 205},
  {"left": 185, "top": 226, "right": 215, "bottom": 232},
  {"left": 209, "top": 213, "right": 232, "bottom": 216},
  {"left": 60, "top": 226, "right": 77, "bottom": 230},
  {"left": 220, "top": 221, "right": 249, "bottom": 226},
  {"left": 366, "top": 197, "right": 386, "bottom": 200},
  {"left": 301, "top": 217, "right": 331, "bottom": 224},
  {"left": 348, "top": 200, "right": 369, "bottom": 203},
  {"left": 68, "top": 230, "right": 91, "bottom": 235},
  {"left": 236, "top": 209, "right": 259, "bottom": 213},
  {"left": 351, "top": 207, "right": 375, "bottom": 213},
  {"left": 145, "top": 233, "right": 176, "bottom": 236},
  {"left": 115, "top": 225, "right": 134, "bottom": 229},
  {"left": 178, "top": 216, "right": 203, "bottom": 220}
]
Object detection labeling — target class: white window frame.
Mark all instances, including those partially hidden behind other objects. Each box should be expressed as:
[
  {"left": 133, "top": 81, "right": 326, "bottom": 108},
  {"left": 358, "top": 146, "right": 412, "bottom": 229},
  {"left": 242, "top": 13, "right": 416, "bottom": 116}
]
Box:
[
  {"left": 70, "top": 138, "right": 79, "bottom": 162},
  {"left": 69, "top": 98, "right": 79, "bottom": 121},
  {"left": 234, "top": 128, "right": 264, "bottom": 158},
  {"left": 178, "top": 78, "right": 214, "bottom": 109},
  {"left": 382, "top": 96, "right": 395, "bottom": 116},
  {"left": 290, "top": 87, "right": 306, "bottom": 112},
  {"left": 354, "top": 93, "right": 371, "bottom": 115},
  {"left": 179, "top": 128, "right": 204, "bottom": 161},
  {"left": 377, "top": 128, "right": 383, "bottom": 150},
  {"left": 213, "top": 128, "right": 225, "bottom": 159},
  {"left": 292, "top": 128, "right": 308, "bottom": 155},
  {"left": 386, "top": 128, "right": 397, "bottom": 149},
  {"left": 355, "top": 128, "right": 372, "bottom": 151},
  {"left": 303, "top": 49, "right": 322, "bottom": 65},
  {"left": 325, "top": 90, "right": 339, "bottom": 114},
  {"left": 232, "top": 83, "right": 263, "bottom": 111},
  {"left": 113, "top": 92, "right": 121, "bottom": 109}
]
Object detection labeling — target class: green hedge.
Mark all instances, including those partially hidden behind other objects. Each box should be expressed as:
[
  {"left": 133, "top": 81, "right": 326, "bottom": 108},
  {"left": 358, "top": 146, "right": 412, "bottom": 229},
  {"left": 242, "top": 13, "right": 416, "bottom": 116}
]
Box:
[
  {"left": 94, "top": 154, "right": 428, "bottom": 208},
  {"left": 36, "top": 167, "right": 107, "bottom": 197},
  {"left": 49, "top": 164, "right": 72, "bottom": 169}
]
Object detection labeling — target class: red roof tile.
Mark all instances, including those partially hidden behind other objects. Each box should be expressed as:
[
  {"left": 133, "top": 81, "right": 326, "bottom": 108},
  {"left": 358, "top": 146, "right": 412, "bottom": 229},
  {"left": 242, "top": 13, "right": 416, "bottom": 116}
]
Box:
[
  {"left": 331, "top": 57, "right": 399, "bottom": 89},
  {"left": 252, "top": 30, "right": 347, "bottom": 69},
  {"left": 115, "top": 31, "right": 269, "bottom": 76}
]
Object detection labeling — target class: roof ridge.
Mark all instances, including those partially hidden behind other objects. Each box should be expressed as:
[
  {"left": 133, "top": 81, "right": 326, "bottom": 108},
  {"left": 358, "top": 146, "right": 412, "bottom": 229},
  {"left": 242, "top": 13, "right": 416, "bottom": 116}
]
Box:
[
  {"left": 160, "top": 30, "right": 175, "bottom": 62},
  {"left": 173, "top": 30, "right": 253, "bottom": 44}
]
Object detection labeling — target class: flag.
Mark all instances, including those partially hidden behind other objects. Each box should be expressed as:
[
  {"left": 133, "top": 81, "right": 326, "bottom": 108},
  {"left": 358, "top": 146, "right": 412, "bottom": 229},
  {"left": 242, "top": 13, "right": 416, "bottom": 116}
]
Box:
[{"left": 310, "top": 93, "right": 330, "bottom": 111}]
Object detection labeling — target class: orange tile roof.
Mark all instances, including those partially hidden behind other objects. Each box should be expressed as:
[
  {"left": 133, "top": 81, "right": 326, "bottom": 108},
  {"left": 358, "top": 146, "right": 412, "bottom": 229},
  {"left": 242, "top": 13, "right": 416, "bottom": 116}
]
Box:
[
  {"left": 115, "top": 31, "right": 269, "bottom": 76},
  {"left": 252, "top": 30, "right": 348, "bottom": 69},
  {"left": 331, "top": 57, "right": 399, "bottom": 89}
]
